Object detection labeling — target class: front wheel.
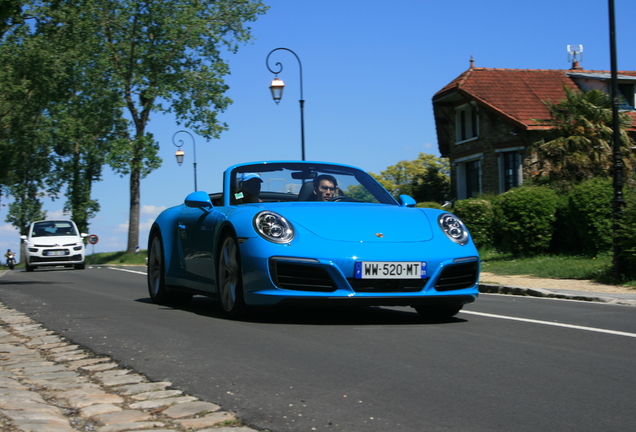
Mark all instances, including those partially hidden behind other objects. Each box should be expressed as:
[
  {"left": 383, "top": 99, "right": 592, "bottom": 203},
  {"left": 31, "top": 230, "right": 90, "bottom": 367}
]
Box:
[
  {"left": 147, "top": 235, "right": 170, "bottom": 304},
  {"left": 25, "top": 264, "right": 34, "bottom": 272},
  {"left": 74, "top": 263, "right": 85, "bottom": 270},
  {"left": 217, "top": 235, "right": 246, "bottom": 319},
  {"left": 147, "top": 234, "right": 192, "bottom": 306},
  {"left": 414, "top": 304, "right": 462, "bottom": 321}
]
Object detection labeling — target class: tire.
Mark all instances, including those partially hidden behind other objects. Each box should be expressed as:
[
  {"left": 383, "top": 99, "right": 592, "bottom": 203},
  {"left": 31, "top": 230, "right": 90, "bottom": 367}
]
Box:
[
  {"left": 414, "top": 304, "right": 463, "bottom": 321},
  {"left": 217, "top": 235, "right": 246, "bottom": 318},
  {"left": 74, "top": 263, "right": 85, "bottom": 270},
  {"left": 147, "top": 234, "right": 192, "bottom": 306},
  {"left": 147, "top": 234, "right": 170, "bottom": 304},
  {"left": 25, "top": 264, "right": 34, "bottom": 272}
]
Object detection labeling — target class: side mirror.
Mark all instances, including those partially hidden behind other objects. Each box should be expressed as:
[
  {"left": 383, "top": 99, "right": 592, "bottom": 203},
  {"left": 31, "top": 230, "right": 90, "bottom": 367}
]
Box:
[
  {"left": 20, "top": 235, "right": 27, "bottom": 241},
  {"left": 185, "top": 191, "right": 213, "bottom": 211},
  {"left": 398, "top": 194, "right": 417, "bottom": 208},
  {"left": 80, "top": 233, "right": 88, "bottom": 238}
]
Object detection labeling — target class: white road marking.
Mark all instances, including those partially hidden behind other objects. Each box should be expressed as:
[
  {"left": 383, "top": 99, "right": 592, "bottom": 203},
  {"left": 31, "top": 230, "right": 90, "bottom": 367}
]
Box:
[
  {"left": 461, "top": 310, "right": 636, "bottom": 338},
  {"left": 108, "top": 267, "right": 147, "bottom": 276}
]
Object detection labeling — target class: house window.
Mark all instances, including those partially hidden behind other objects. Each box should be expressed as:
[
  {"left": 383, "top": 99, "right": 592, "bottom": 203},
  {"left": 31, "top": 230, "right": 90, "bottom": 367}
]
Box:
[
  {"left": 618, "top": 83, "right": 635, "bottom": 110},
  {"left": 465, "top": 160, "right": 481, "bottom": 198},
  {"left": 500, "top": 151, "right": 521, "bottom": 192},
  {"left": 455, "top": 104, "right": 479, "bottom": 143},
  {"left": 456, "top": 157, "right": 482, "bottom": 199}
]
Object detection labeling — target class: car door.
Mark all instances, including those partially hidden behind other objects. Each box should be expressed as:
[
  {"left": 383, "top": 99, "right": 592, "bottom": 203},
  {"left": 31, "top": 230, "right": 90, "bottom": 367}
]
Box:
[{"left": 177, "top": 206, "right": 223, "bottom": 290}]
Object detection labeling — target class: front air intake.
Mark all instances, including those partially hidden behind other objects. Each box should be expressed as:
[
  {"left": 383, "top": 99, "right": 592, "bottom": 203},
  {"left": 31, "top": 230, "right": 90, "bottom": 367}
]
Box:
[
  {"left": 269, "top": 261, "right": 337, "bottom": 292},
  {"left": 434, "top": 261, "right": 479, "bottom": 291}
]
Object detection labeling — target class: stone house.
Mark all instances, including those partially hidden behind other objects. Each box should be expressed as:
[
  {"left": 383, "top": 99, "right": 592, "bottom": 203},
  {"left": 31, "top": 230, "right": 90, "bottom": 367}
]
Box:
[{"left": 432, "top": 59, "right": 636, "bottom": 199}]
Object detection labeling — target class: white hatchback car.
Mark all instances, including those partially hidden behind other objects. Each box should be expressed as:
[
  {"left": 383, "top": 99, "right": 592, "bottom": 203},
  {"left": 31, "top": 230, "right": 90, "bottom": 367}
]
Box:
[{"left": 21, "top": 220, "right": 87, "bottom": 271}]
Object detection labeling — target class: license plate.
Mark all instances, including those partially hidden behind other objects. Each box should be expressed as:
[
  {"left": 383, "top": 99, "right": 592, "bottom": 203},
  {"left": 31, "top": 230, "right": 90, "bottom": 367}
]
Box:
[
  {"left": 354, "top": 262, "right": 426, "bottom": 279},
  {"left": 45, "top": 251, "right": 66, "bottom": 256}
]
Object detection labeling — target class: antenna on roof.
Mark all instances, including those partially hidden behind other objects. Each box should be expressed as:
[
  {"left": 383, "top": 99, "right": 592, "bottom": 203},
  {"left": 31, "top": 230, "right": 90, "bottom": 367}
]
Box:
[{"left": 567, "top": 44, "right": 583, "bottom": 70}]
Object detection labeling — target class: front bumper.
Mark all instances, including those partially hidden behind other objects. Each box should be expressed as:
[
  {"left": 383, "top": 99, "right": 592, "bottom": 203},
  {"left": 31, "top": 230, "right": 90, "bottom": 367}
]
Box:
[
  {"left": 241, "top": 249, "right": 480, "bottom": 307},
  {"left": 25, "top": 247, "right": 85, "bottom": 266}
]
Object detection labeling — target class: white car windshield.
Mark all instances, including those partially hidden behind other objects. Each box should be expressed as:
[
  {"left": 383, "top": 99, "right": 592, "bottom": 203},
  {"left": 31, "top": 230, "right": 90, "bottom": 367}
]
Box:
[
  {"left": 228, "top": 162, "right": 396, "bottom": 205},
  {"left": 31, "top": 221, "right": 77, "bottom": 237}
]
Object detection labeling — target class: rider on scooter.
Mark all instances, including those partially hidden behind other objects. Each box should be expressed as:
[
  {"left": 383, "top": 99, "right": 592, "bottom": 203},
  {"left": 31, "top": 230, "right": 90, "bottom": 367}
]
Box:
[{"left": 5, "top": 249, "right": 15, "bottom": 267}]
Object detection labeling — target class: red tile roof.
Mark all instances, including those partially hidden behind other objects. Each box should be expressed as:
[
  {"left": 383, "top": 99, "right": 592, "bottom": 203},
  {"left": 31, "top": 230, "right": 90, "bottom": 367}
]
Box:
[{"left": 433, "top": 67, "right": 636, "bottom": 130}]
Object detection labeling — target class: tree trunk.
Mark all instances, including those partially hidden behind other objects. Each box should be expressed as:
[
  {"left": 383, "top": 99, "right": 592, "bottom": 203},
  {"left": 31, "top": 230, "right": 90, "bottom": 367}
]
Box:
[{"left": 127, "top": 167, "right": 140, "bottom": 254}]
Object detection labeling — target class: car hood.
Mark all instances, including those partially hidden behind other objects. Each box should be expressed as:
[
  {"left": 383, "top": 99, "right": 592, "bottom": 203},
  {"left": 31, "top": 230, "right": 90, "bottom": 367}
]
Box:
[
  {"left": 28, "top": 236, "right": 82, "bottom": 246},
  {"left": 280, "top": 204, "right": 434, "bottom": 242}
]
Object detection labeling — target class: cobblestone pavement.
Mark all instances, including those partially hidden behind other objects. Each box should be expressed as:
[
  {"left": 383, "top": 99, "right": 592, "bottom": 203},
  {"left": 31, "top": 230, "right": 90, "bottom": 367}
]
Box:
[{"left": 0, "top": 304, "right": 259, "bottom": 432}]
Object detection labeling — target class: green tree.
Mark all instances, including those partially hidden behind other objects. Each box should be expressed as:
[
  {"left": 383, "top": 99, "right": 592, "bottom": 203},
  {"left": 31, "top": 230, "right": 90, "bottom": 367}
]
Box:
[
  {"left": 0, "top": 0, "right": 23, "bottom": 38},
  {"left": 375, "top": 153, "right": 450, "bottom": 202},
  {"left": 4, "top": 123, "right": 50, "bottom": 236},
  {"left": 2, "top": 1, "right": 268, "bottom": 252},
  {"left": 1, "top": 0, "right": 125, "bottom": 237},
  {"left": 1, "top": 15, "right": 57, "bottom": 232},
  {"left": 85, "top": 0, "right": 268, "bottom": 253},
  {"left": 46, "top": 52, "right": 127, "bottom": 234},
  {"left": 533, "top": 88, "right": 636, "bottom": 187}
]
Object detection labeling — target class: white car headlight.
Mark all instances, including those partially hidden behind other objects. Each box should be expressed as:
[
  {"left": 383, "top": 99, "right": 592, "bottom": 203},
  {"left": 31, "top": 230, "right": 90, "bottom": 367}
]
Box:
[
  {"left": 253, "top": 211, "right": 295, "bottom": 243},
  {"left": 438, "top": 213, "right": 469, "bottom": 245}
]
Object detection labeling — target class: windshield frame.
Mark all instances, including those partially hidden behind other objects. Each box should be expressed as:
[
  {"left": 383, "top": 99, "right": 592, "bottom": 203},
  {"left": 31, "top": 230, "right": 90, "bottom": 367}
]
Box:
[
  {"left": 30, "top": 220, "right": 78, "bottom": 238},
  {"left": 223, "top": 161, "right": 397, "bottom": 206}
]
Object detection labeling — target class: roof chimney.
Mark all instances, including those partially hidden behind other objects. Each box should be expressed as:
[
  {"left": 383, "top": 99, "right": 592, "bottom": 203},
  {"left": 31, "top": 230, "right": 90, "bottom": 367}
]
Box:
[
  {"left": 567, "top": 44, "right": 583, "bottom": 70},
  {"left": 470, "top": 56, "right": 474, "bottom": 69}
]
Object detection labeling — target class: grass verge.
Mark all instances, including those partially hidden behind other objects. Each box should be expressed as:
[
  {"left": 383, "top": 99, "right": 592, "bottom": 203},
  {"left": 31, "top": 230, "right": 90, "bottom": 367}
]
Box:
[
  {"left": 85, "top": 250, "right": 148, "bottom": 266},
  {"left": 479, "top": 248, "right": 636, "bottom": 288}
]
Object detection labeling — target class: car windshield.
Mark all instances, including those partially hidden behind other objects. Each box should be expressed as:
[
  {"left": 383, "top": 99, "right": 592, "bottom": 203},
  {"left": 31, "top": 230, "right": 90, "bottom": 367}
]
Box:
[
  {"left": 31, "top": 221, "right": 77, "bottom": 237},
  {"left": 228, "top": 162, "right": 396, "bottom": 205}
]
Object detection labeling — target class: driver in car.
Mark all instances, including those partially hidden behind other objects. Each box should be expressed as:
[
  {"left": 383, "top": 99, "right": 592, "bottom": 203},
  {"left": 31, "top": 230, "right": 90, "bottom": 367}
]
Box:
[
  {"left": 235, "top": 172, "right": 263, "bottom": 204},
  {"left": 312, "top": 174, "right": 338, "bottom": 201}
]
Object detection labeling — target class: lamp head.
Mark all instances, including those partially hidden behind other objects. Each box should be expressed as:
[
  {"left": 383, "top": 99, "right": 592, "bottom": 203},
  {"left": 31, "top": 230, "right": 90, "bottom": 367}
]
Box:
[
  {"left": 269, "top": 77, "right": 285, "bottom": 104},
  {"left": 175, "top": 149, "right": 185, "bottom": 165}
]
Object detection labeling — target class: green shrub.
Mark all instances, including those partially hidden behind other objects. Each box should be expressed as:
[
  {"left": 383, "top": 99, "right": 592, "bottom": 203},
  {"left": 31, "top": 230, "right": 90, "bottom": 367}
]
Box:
[
  {"left": 549, "top": 194, "right": 580, "bottom": 254},
  {"left": 567, "top": 178, "right": 613, "bottom": 256},
  {"left": 493, "top": 185, "right": 559, "bottom": 256},
  {"left": 416, "top": 201, "right": 444, "bottom": 210},
  {"left": 618, "top": 187, "right": 636, "bottom": 279},
  {"left": 453, "top": 198, "right": 494, "bottom": 249}
]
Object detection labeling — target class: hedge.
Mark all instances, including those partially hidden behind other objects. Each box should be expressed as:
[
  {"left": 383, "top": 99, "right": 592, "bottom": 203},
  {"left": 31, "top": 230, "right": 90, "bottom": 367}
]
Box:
[
  {"left": 453, "top": 198, "right": 494, "bottom": 249},
  {"left": 493, "top": 185, "right": 559, "bottom": 255}
]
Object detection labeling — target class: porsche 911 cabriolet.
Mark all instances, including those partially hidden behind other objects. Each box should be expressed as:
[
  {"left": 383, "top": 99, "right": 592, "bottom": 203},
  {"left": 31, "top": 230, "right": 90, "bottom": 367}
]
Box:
[{"left": 147, "top": 161, "right": 480, "bottom": 319}]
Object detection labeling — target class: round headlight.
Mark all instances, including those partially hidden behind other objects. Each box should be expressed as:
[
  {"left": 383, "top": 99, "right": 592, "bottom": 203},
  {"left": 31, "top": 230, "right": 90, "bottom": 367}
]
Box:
[
  {"left": 253, "top": 211, "right": 295, "bottom": 244},
  {"left": 438, "top": 213, "right": 469, "bottom": 245}
]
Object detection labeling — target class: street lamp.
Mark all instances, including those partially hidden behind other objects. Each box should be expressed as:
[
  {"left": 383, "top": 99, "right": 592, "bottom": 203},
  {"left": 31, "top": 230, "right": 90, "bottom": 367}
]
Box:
[
  {"left": 266, "top": 47, "right": 305, "bottom": 160},
  {"left": 172, "top": 130, "right": 198, "bottom": 191},
  {"left": 608, "top": 0, "right": 625, "bottom": 277}
]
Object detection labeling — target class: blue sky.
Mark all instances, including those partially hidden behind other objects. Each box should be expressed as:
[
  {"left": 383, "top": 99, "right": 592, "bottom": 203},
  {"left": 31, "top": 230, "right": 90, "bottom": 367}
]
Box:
[{"left": 2, "top": 0, "right": 636, "bottom": 257}]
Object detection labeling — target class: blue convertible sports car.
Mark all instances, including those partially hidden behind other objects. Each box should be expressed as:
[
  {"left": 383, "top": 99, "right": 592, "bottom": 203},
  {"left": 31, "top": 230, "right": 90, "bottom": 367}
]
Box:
[{"left": 147, "top": 161, "right": 480, "bottom": 319}]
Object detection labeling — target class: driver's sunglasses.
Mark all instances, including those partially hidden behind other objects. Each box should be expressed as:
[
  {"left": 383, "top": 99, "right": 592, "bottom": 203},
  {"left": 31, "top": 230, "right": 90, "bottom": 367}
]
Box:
[{"left": 319, "top": 186, "right": 336, "bottom": 192}]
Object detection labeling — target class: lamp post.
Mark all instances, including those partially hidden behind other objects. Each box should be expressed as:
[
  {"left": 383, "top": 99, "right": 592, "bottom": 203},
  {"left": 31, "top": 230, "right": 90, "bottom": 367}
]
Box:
[
  {"left": 266, "top": 47, "right": 305, "bottom": 161},
  {"left": 172, "top": 130, "right": 198, "bottom": 191},
  {"left": 608, "top": 0, "right": 625, "bottom": 278}
]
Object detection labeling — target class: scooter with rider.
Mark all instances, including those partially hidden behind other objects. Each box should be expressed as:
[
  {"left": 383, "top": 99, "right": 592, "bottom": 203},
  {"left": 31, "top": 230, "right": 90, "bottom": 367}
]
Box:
[{"left": 5, "top": 249, "right": 15, "bottom": 270}]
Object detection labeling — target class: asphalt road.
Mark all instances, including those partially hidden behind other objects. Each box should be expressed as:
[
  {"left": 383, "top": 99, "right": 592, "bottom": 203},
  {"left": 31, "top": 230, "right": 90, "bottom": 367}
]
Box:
[{"left": 0, "top": 266, "right": 635, "bottom": 432}]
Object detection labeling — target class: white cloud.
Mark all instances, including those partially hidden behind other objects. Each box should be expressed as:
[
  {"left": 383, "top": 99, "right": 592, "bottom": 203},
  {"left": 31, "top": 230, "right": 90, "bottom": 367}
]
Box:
[
  {"left": 140, "top": 218, "right": 156, "bottom": 232},
  {"left": 0, "top": 224, "right": 19, "bottom": 235},
  {"left": 141, "top": 205, "right": 166, "bottom": 216},
  {"left": 46, "top": 209, "right": 69, "bottom": 220}
]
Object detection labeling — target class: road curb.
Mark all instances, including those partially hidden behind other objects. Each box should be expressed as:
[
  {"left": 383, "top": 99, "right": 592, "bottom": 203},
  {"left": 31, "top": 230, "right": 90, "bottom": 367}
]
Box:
[{"left": 479, "top": 283, "right": 636, "bottom": 306}]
